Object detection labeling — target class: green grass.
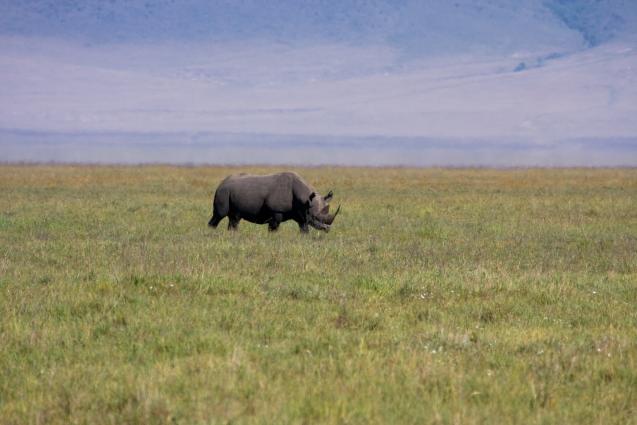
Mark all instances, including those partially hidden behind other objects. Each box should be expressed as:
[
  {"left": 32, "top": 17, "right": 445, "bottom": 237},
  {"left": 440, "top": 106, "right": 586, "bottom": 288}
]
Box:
[{"left": 1, "top": 165, "right": 636, "bottom": 424}]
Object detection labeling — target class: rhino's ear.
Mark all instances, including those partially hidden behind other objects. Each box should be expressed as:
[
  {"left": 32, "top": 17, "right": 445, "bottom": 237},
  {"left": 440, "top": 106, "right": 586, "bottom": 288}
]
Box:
[
  {"left": 305, "top": 192, "right": 316, "bottom": 209},
  {"left": 324, "top": 190, "right": 333, "bottom": 203}
]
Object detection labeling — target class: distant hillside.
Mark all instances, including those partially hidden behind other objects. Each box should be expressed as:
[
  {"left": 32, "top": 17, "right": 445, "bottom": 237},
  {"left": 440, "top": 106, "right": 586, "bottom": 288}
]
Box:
[
  {"left": 1, "top": 1, "right": 636, "bottom": 53},
  {"left": 1, "top": 0, "right": 636, "bottom": 164},
  {"left": 546, "top": 0, "right": 637, "bottom": 46}
]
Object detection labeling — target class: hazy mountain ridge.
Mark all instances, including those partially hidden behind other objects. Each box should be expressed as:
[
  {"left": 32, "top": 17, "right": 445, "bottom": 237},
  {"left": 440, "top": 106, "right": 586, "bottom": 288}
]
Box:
[
  {"left": 2, "top": 38, "right": 635, "bottom": 139},
  {"left": 2, "top": 0, "right": 635, "bottom": 53},
  {"left": 545, "top": 0, "right": 637, "bottom": 46},
  {"left": 1, "top": 1, "right": 635, "bottom": 165}
]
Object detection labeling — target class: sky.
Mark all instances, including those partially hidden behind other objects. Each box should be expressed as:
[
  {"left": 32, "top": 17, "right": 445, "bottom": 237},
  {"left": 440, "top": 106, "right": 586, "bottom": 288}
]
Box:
[{"left": 1, "top": 0, "right": 636, "bottom": 166}]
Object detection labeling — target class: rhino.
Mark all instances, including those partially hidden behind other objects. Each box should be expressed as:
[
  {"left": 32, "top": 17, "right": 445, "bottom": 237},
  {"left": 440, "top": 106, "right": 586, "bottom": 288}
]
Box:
[{"left": 208, "top": 172, "right": 340, "bottom": 232}]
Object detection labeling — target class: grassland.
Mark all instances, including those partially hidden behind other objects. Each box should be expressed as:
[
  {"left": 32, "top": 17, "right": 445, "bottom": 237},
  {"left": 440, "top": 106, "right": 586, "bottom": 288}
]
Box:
[{"left": 0, "top": 165, "right": 636, "bottom": 424}]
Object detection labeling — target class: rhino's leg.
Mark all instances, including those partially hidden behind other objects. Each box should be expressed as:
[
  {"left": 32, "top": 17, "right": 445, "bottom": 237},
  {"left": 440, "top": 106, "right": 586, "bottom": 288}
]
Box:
[
  {"left": 208, "top": 212, "right": 223, "bottom": 228},
  {"left": 228, "top": 215, "right": 240, "bottom": 231},
  {"left": 210, "top": 189, "right": 229, "bottom": 228},
  {"left": 299, "top": 222, "right": 310, "bottom": 233},
  {"left": 268, "top": 213, "right": 282, "bottom": 232}
]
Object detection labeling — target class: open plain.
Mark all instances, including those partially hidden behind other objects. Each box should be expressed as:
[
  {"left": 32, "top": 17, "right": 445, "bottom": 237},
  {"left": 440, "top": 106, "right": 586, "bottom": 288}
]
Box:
[{"left": 0, "top": 165, "right": 636, "bottom": 424}]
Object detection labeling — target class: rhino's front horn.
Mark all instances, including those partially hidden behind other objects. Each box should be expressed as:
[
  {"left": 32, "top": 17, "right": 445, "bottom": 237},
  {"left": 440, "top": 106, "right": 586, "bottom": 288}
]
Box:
[{"left": 323, "top": 205, "right": 341, "bottom": 225}]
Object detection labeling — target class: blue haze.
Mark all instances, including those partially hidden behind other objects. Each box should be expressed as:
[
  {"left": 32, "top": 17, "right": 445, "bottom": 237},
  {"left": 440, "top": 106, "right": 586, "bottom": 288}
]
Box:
[{"left": 1, "top": 0, "right": 636, "bottom": 165}]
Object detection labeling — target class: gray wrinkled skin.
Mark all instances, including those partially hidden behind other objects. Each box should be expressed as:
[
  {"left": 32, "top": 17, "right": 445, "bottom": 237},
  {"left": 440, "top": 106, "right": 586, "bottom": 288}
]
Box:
[{"left": 208, "top": 172, "right": 340, "bottom": 232}]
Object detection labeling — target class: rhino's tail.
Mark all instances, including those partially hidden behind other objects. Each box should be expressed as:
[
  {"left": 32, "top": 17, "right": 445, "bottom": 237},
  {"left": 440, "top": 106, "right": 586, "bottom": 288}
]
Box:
[{"left": 208, "top": 187, "right": 230, "bottom": 228}]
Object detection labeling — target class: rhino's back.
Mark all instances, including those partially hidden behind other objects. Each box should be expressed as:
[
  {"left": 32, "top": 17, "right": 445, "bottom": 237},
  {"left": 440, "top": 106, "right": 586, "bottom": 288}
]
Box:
[
  {"left": 220, "top": 172, "right": 301, "bottom": 213},
  {"left": 222, "top": 172, "right": 295, "bottom": 191}
]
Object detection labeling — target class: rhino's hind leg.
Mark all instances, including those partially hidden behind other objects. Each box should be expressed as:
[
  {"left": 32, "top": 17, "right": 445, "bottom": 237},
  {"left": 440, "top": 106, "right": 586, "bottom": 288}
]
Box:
[
  {"left": 210, "top": 188, "right": 230, "bottom": 229},
  {"left": 228, "top": 215, "right": 240, "bottom": 231},
  {"left": 208, "top": 212, "right": 224, "bottom": 228}
]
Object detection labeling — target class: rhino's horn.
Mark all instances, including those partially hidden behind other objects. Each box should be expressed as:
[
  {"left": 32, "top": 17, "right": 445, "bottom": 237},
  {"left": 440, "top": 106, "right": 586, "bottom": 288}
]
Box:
[{"left": 322, "top": 204, "right": 341, "bottom": 225}]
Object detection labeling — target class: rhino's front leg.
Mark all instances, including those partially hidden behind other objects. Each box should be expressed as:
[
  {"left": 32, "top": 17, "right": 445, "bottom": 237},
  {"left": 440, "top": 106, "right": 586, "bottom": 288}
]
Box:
[
  {"left": 299, "top": 222, "right": 309, "bottom": 233},
  {"left": 268, "top": 213, "right": 282, "bottom": 232}
]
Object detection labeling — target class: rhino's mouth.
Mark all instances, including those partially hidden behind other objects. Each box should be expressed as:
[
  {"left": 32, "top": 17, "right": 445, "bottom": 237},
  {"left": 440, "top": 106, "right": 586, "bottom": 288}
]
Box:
[{"left": 309, "top": 218, "right": 331, "bottom": 232}]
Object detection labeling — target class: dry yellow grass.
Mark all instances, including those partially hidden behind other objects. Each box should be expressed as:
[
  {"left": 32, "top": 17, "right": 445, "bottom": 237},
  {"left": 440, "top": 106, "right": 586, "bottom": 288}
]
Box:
[{"left": 1, "top": 165, "right": 636, "bottom": 424}]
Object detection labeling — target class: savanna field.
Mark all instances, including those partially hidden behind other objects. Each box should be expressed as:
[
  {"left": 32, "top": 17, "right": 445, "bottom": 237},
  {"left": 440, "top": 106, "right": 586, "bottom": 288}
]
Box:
[{"left": 0, "top": 165, "right": 636, "bottom": 424}]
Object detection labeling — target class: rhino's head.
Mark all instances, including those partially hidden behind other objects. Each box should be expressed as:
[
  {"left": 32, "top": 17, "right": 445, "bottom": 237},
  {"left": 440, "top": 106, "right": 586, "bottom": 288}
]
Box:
[{"left": 306, "top": 190, "right": 340, "bottom": 232}]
